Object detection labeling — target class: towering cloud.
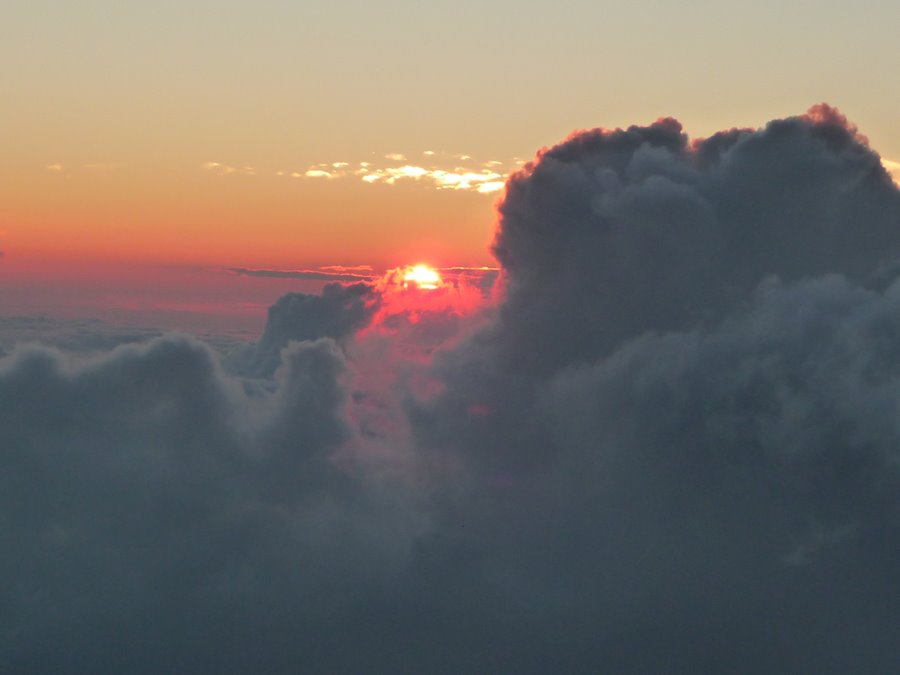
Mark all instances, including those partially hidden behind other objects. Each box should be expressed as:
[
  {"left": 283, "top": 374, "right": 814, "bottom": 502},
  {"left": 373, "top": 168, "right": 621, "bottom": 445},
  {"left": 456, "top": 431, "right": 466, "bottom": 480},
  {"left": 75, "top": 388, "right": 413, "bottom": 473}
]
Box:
[
  {"left": 407, "top": 105, "right": 900, "bottom": 671},
  {"left": 492, "top": 104, "right": 900, "bottom": 374},
  {"left": 3, "top": 106, "right": 900, "bottom": 673}
]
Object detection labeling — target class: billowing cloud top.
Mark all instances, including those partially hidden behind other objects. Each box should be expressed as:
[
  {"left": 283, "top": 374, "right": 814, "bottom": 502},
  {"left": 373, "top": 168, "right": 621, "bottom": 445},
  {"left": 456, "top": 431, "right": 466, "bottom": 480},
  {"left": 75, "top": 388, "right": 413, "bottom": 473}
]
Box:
[
  {"left": 493, "top": 104, "right": 900, "bottom": 373},
  {"left": 4, "top": 105, "right": 900, "bottom": 673}
]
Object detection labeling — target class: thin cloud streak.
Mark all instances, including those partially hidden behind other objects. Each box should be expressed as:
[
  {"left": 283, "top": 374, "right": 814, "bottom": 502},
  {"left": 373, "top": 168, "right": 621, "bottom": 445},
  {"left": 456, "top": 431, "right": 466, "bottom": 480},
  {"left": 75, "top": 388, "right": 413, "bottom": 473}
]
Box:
[
  {"left": 302, "top": 158, "right": 510, "bottom": 193},
  {"left": 227, "top": 267, "right": 377, "bottom": 282}
]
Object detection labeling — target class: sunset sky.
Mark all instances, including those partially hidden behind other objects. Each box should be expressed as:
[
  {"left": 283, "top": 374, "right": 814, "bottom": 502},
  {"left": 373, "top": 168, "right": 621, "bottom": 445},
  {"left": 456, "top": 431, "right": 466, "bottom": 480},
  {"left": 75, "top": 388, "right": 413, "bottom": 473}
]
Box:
[{"left": 3, "top": 1, "right": 898, "bottom": 289}]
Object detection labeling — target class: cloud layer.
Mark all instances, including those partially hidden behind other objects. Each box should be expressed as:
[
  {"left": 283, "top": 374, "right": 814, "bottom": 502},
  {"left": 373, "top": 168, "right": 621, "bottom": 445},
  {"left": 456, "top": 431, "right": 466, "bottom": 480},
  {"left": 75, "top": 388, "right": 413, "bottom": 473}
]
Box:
[{"left": 5, "top": 105, "right": 900, "bottom": 673}]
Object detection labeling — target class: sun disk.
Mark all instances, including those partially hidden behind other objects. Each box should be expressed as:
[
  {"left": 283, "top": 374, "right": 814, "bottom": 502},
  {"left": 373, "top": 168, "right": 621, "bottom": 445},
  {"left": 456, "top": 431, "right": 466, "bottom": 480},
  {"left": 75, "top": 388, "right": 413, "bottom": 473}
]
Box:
[{"left": 403, "top": 264, "right": 441, "bottom": 290}]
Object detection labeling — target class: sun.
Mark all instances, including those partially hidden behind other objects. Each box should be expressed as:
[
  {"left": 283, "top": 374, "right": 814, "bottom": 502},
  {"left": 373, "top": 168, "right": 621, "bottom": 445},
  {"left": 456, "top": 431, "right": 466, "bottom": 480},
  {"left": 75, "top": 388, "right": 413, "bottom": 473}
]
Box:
[{"left": 403, "top": 264, "right": 442, "bottom": 290}]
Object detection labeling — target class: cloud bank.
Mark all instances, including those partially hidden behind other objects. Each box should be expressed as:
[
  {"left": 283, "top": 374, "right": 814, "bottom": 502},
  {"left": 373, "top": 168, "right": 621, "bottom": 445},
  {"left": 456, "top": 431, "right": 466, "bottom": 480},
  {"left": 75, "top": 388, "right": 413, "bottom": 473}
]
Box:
[{"left": 5, "top": 105, "right": 900, "bottom": 673}]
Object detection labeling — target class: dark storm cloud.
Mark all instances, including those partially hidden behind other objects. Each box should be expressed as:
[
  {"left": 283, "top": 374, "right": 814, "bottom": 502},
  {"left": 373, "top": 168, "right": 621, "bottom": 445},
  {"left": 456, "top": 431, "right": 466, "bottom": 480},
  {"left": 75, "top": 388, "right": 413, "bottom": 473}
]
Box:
[{"left": 4, "top": 106, "right": 900, "bottom": 673}]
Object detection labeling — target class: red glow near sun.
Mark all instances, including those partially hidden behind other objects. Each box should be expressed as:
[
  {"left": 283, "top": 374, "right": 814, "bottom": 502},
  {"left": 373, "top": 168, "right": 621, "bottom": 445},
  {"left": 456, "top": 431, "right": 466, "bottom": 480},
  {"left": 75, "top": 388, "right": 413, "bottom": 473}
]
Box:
[{"left": 361, "top": 263, "right": 490, "bottom": 338}]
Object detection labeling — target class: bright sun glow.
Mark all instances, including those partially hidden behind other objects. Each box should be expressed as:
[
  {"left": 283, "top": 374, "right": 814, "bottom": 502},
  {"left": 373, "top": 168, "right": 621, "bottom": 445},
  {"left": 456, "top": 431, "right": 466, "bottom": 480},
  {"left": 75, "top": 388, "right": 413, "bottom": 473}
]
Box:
[{"left": 403, "top": 264, "right": 442, "bottom": 290}]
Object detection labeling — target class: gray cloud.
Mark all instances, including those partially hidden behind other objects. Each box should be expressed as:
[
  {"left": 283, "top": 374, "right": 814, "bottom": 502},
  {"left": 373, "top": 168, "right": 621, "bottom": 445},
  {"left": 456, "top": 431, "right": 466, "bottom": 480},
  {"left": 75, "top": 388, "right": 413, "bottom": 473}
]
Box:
[
  {"left": 0, "top": 315, "right": 164, "bottom": 357},
  {"left": 491, "top": 105, "right": 900, "bottom": 375},
  {"left": 0, "top": 335, "right": 424, "bottom": 673},
  {"left": 407, "top": 105, "right": 900, "bottom": 671},
  {"left": 4, "top": 105, "right": 900, "bottom": 673},
  {"left": 228, "top": 282, "right": 377, "bottom": 378}
]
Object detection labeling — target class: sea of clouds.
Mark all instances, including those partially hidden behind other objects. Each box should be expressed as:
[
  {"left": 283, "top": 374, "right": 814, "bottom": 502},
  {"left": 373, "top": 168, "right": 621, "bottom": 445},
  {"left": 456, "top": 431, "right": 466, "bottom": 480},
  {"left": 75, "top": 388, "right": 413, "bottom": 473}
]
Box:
[{"left": 3, "top": 105, "right": 900, "bottom": 673}]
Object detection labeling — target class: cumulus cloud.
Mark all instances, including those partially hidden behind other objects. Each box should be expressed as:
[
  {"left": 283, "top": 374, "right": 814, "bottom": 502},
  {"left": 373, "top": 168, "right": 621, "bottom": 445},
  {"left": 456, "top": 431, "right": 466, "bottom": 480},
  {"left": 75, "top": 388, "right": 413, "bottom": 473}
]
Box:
[
  {"left": 229, "top": 282, "right": 377, "bottom": 377},
  {"left": 6, "top": 105, "right": 900, "bottom": 673},
  {"left": 491, "top": 105, "right": 900, "bottom": 374},
  {"left": 0, "top": 335, "right": 427, "bottom": 673}
]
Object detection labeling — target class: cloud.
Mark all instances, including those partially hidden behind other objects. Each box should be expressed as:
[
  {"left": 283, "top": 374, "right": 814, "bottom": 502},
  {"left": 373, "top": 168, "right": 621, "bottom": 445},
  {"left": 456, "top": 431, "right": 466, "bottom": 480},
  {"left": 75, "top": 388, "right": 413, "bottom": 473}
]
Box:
[
  {"left": 6, "top": 105, "right": 900, "bottom": 672},
  {"left": 201, "top": 162, "right": 254, "bottom": 175},
  {"left": 203, "top": 152, "right": 516, "bottom": 193},
  {"left": 267, "top": 153, "right": 519, "bottom": 194},
  {"left": 0, "top": 334, "right": 427, "bottom": 672},
  {"left": 230, "top": 282, "right": 376, "bottom": 377},
  {"left": 304, "top": 168, "right": 336, "bottom": 179},
  {"left": 0, "top": 315, "right": 164, "bottom": 357},
  {"left": 227, "top": 266, "right": 376, "bottom": 282},
  {"left": 408, "top": 104, "right": 900, "bottom": 670},
  {"left": 490, "top": 105, "right": 900, "bottom": 375}
]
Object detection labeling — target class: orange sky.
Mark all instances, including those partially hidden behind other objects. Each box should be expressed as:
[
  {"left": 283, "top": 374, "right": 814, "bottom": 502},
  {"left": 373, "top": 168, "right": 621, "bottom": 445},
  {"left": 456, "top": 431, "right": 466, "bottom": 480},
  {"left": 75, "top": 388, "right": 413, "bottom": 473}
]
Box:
[
  {"left": 3, "top": 0, "right": 899, "bottom": 326},
  {"left": 0, "top": 159, "right": 502, "bottom": 270}
]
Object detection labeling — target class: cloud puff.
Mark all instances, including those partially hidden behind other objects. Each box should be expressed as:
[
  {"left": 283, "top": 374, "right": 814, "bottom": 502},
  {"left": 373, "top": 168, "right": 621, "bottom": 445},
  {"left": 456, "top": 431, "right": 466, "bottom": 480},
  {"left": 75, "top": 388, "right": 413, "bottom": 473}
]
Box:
[
  {"left": 491, "top": 105, "right": 900, "bottom": 374},
  {"left": 0, "top": 335, "right": 425, "bottom": 673},
  {"left": 229, "top": 282, "right": 377, "bottom": 377},
  {"left": 6, "top": 105, "right": 900, "bottom": 673}
]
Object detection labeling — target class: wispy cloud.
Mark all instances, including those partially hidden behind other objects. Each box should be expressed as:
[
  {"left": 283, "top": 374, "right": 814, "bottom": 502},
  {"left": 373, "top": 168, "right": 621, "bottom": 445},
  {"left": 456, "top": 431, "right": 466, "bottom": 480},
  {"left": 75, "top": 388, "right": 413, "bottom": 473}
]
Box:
[
  {"left": 45, "top": 162, "right": 125, "bottom": 174},
  {"left": 227, "top": 267, "right": 378, "bottom": 282},
  {"left": 227, "top": 264, "right": 498, "bottom": 286},
  {"left": 298, "top": 152, "right": 516, "bottom": 194},
  {"left": 320, "top": 264, "right": 374, "bottom": 273},
  {"left": 201, "top": 152, "right": 518, "bottom": 194},
  {"left": 304, "top": 169, "right": 336, "bottom": 179},
  {"left": 201, "top": 161, "right": 255, "bottom": 175}
]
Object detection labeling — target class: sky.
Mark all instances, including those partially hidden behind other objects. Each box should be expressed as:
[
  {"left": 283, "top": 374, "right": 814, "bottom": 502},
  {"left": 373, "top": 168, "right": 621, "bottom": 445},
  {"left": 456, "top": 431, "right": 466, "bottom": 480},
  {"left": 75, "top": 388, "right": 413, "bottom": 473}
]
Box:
[
  {"left": 4, "top": 2, "right": 900, "bottom": 673},
  {"left": 2, "top": 1, "right": 899, "bottom": 297}
]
